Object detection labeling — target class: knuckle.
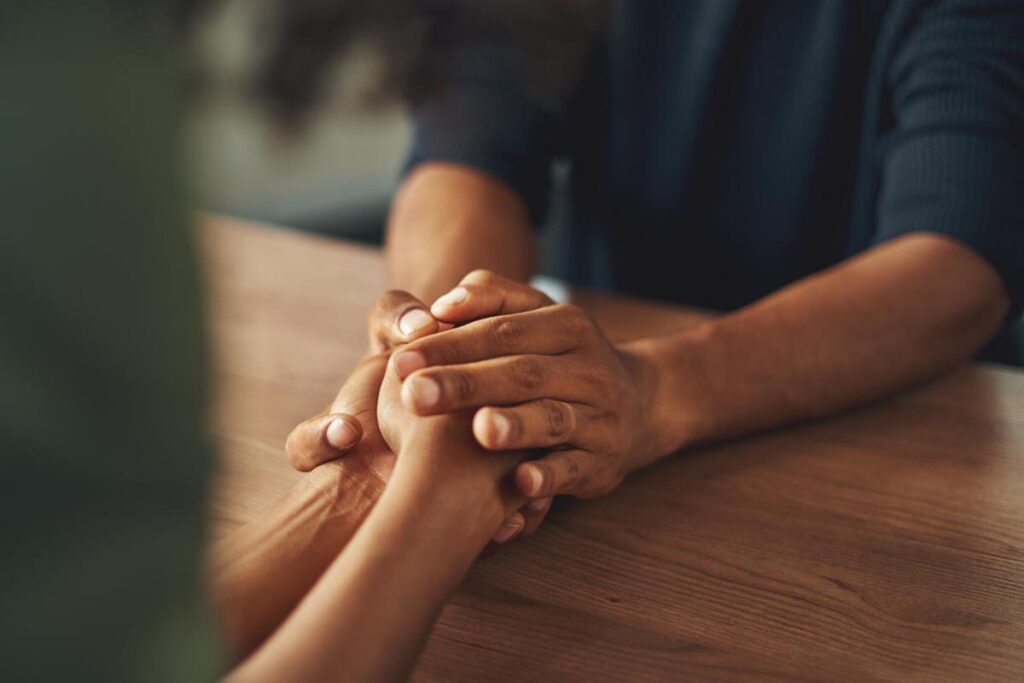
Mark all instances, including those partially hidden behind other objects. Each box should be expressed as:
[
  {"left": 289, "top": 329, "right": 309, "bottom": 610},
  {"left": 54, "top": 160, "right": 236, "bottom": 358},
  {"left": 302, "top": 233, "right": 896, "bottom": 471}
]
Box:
[
  {"left": 562, "top": 453, "right": 584, "bottom": 486},
  {"left": 551, "top": 303, "right": 576, "bottom": 317},
  {"left": 463, "top": 269, "right": 497, "bottom": 286},
  {"left": 285, "top": 432, "right": 313, "bottom": 471},
  {"left": 284, "top": 430, "right": 300, "bottom": 459},
  {"left": 375, "top": 289, "right": 409, "bottom": 315},
  {"left": 404, "top": 337, "right": 448, "bottom": 366},
  {"left": 512, "top": 357, "right": 545, "bottom": 391},
  {"left": 553, "top": 303, "right": 590, "bottom": 332},
  {"left": 444, "top": 369, "right": 477, "bottom": 402},
  {"left": 602, "top": 410, "right": 623, "bottom": 432},
  {"left": 433, "top": 339, "right": 461, "bottom": 366},
  {"left": 545, "top": 400, "right": 574, "bottom": 438},
  {"left": 489, "top": 317, "right": 523, "bottom": 349},
  {"left": 555, "top": 452, "right": 617, "bottom": 498}
]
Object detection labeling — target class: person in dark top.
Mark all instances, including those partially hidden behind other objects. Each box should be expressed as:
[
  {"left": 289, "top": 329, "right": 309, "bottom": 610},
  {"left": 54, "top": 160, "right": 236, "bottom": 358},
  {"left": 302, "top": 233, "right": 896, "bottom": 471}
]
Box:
[{"left": 287, "top": 0, "right": 1024, "bottom": 540}]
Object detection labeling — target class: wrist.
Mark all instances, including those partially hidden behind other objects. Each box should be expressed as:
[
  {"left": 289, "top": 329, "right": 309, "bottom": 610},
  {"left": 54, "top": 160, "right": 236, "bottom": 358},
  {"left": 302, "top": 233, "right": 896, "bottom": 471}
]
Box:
[
  {"left": 389, "top": 416, "right": 518, "bottom": 540},
  {"left": 620, "top": 324, "right": 718, "bottom": 462},
  {"left": 387, "top": 163, "right": 535, "bottom": 301},
  {"left": 309, "top": 457, "right": 387, "bottom": 512}
]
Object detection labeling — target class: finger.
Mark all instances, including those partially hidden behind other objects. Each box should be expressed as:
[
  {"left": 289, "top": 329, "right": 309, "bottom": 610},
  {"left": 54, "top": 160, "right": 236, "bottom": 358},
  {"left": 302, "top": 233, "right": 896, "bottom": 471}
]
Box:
[
  {"left": 402, "top": 355, "right": 586, "bottom": 416},
  {"left": 391, "top": 304, "right": 587, "bottom": 379},
  {"left": 285, "top": 413, "right": 362, "bottom": 472},
  {"left": 520, "top": 496, "right": 553, "bottom": 537},
  {"left": 430, "top": 270, "right": 553, "bottom": 323},
  {"left": 491, "top": 510, "right": 525, "bottom": 545},
  {"left": 328, "top": 353, "right": 389, "bottom": 423},
  {"left": 286, "top": 354, "right": 387, "bottom": 472},
  {"left": 515, "top": 450, "right": 596, "bottom": 498},
  {"left": 473, "top": 400, "right": 580, "bottom": 450},
  {"left": 370, "top": 290, "right": 438, "bottom": 352}
]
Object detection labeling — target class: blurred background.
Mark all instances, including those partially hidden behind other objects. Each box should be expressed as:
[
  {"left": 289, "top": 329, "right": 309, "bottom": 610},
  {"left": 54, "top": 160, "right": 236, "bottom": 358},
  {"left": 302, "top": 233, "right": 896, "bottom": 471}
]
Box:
[
  {"left": 186, "top": 0, "right": 572, "bottom": 270},
  {"left": 186, "top": 0, "right": 409, "bottom": 242},
  {"left": 185, "top": 0, "right": 1020, "bottom": 361}
]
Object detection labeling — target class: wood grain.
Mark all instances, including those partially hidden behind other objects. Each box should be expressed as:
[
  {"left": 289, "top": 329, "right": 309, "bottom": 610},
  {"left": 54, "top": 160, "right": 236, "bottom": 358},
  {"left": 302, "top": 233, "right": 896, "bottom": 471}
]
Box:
[{"left": 200, "top": 215, "right": 1024, "bottom": 682}]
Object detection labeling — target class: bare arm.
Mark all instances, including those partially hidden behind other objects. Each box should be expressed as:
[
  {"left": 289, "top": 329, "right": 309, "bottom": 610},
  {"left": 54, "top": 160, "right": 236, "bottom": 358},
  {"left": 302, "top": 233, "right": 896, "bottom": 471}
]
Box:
[
  {"left": 211, "top": 356, "right": 394, "bottom": 660},
  {"left": 226, "top": 402, "right": 524, "bottom": 682},
  {"left": 386, "top": 162, "right": 536, "bottom": 301},
  {"left": 279, "top": 164, "right": 539, "bottom": 557},
  {"left": 639, "top": 232, "right": 1010, "bottom": 459},
  {"left": 216, "top": 348, "right": 525, "bottom": 681},
  {"left": 385, "top": 232, "right": 1009, "bottom": 499},
  {"left": 209, "top": 458, "right": 384, "bottom": 660},
  {"left": 386, "top": 164, "right": 1007, "bottom": 453}
]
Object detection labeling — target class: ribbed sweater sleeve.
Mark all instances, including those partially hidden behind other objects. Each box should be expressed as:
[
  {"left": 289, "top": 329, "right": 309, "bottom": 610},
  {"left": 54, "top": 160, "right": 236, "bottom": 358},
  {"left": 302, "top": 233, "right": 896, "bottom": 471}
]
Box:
[
  {"left": 403, "top": 45, "right": 564, "bottom": 224},
  {"left": 874, "top": 0, "right": 1024, "bottom": 310}
]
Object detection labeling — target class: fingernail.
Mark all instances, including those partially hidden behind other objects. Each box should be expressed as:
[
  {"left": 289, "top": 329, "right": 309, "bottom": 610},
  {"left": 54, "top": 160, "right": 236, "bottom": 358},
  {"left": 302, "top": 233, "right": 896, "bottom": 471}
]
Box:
[
  {"left": 492, "top": 520, "right": 523, "bottom": 544},
  {"left": 326, "top": 418, "right": 357, "bottom": 449},
  {"left": 394, "top": 350, "right": 427, "bottom": 378},
  {"left": 491, "top": 412, "right": 511, "bottom": 445},
  {"left": 410, "top": 375, "right": 441, "bottom": 409},
  {"left": 398, "top": 308, "right": 433, "bottom": 337},
  {"left": 526, "top": 466, "right": 545, "bottom": 496},
  {"left": 528, "top": 496, "right": 553, "bottom": 513},
  {"left": 433, "top": 286, "right": 468, "bottom": 309}
]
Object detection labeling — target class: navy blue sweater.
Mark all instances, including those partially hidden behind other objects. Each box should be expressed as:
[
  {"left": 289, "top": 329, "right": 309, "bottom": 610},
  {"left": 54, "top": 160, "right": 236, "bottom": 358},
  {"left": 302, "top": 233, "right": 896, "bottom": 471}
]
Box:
[{"left": 406, "top": 0, "right": 1024, "bottom": 360}]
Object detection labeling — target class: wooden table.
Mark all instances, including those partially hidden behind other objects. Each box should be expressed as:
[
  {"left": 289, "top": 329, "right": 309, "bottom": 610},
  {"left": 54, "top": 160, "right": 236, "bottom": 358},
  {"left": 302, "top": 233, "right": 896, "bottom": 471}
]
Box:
[{"left": 201, "top": 216, "right": 1024, "bottom": 682}]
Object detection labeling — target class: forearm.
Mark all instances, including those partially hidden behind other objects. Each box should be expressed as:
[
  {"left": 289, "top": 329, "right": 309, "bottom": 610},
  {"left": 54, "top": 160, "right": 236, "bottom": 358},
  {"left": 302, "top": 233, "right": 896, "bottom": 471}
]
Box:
[
  {"left": 634, "top": 233, "right": 1010, "bottom": 459},
  {"left": 209, "top": 458, "right": 385, "bottom": 660},
  {"left": 227, "top": 418, "right": 519, "bottom": 683},
  {"left": 386, "top": 162, "right": 536, "bottom": 301}
]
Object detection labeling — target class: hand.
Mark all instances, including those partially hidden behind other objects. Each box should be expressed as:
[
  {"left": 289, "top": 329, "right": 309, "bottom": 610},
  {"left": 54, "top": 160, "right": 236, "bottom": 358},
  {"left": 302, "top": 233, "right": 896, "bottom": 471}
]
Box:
[
  {"left": 285, "top": 291, "right": 440, "bottom": 471},
  {"left": 378, "top": 365, "right": 527, "bottom": 520},
  {"left": 285, "top": 353, "right": 397, "bottom": 486},
  {"left": 285, "top": 287, "right": 529, "bottom": 543},
  {"left": 391, "top": 271, "right": 664, "bottom": 505}
]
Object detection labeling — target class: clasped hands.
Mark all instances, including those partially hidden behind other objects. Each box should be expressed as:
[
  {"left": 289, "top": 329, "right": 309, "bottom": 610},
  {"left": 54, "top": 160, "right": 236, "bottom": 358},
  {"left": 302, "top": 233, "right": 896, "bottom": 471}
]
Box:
[{"left": 285, "top": 270, "right": 667, "bottom": 543}]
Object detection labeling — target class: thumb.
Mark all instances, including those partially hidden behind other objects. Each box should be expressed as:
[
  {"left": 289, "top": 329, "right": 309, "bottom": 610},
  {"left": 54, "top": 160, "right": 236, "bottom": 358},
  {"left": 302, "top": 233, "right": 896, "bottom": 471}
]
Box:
[
  {"left": 285, "top": 413, "right": 362, "bottom": 472},
  {"left": 370, "top": 290, "right": 439, "bottom": 352}
]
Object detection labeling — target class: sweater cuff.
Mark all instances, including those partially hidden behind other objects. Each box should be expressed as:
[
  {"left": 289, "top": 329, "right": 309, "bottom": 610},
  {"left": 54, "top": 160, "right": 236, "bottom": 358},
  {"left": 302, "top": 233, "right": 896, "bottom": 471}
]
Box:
[
  {"left": 874, "top": 132, "right": 1024, "bottom": 315},
  {"left": 402, "top": 83, "right": 556, "bottom": 225}
]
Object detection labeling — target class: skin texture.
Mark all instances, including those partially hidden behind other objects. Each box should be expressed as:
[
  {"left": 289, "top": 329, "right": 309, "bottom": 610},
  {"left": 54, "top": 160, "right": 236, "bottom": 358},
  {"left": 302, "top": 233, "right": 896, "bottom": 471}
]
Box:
[
  {"left": 226, "top": 161, "right": 1008, "bottom": 677},
  {"left": 393, "top": 270, "right": 660, "bottom": 499},
  {"left": 286, "top": 161, "right": 1010, "bottom": 537},
  {"left": 389, "top": 234, "right": 1010, "bottom": 498},
  {"left": 212, "top": 355, "right": 393, "bottom": 659},
  {"left": 385, "top": 162, "right": 537, "bottom": 302},
  {"left": 285, "top": 164, "right": 546, "bottom": 540},
  {"left": 217, "top": 351, "right": 525, "bottom": 682},
  {"left": 283, "top": 300, "right": 532, "bottom": 544}
]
